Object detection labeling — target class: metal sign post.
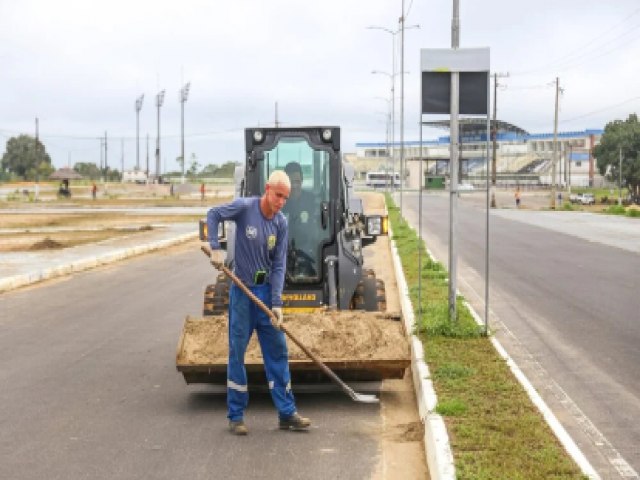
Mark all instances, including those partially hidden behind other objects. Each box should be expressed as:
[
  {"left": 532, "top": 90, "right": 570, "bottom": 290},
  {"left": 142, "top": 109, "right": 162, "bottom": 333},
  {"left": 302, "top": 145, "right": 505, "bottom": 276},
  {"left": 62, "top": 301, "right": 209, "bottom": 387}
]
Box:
[{"left": 420, "top": 47, "right": 490, "bottom": 323}]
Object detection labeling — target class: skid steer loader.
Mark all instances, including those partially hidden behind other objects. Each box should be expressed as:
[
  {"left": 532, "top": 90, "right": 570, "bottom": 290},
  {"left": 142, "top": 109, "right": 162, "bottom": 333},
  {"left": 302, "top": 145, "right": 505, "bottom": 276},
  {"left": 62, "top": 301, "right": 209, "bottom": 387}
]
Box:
[{"left": 176, "top": 126, "right": 410, "bottom": 386}]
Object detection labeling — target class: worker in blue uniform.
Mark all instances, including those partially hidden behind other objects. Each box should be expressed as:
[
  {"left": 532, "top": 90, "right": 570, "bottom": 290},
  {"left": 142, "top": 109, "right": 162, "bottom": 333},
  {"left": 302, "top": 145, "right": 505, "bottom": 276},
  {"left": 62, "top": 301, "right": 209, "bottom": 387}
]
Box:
[{"left": 206, "top": 170, "right": 311, "bottom": 435}]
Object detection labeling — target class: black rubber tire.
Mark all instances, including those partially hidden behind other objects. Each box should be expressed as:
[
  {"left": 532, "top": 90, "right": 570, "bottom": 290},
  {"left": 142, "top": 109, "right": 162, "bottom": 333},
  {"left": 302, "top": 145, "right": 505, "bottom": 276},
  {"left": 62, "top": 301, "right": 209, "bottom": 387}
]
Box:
[
  {"left": 375, "top": 278, "right": 387, "bottom": 312},
  {"left": 351, "top": 273, "right": 386, "bottom": 312},
  {"left": 362, "top": 276, "right": 378, "bottom": 311}
]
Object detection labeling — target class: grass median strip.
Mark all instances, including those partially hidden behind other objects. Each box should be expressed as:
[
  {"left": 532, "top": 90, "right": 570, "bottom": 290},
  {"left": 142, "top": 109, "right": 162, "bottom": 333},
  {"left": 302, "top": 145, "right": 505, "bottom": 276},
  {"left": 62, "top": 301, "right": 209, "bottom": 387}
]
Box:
[{"left": 386, "top": 195, "right": 586, "bottom": 479}]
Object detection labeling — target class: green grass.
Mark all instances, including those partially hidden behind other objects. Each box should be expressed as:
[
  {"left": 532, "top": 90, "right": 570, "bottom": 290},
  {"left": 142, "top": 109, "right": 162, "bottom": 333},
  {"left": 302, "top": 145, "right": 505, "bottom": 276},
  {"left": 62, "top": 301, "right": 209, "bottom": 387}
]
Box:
[
  {"left": 601, "top": 204, "right": 640, "bottom": 218},
  {"left": 603, "top": 205, "right": 627, "bottom": 215},
  {"left": 386, "top": 194, "right": 587, "bottom": 480}
]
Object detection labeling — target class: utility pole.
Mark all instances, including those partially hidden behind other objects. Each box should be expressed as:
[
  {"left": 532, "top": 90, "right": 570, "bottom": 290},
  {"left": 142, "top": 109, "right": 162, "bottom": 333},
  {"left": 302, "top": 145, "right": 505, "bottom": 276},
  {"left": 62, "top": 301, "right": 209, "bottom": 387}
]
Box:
[
  {"left": 619, "top": 147, "right": 623, "bottom": 206},
  {"left": 449, "top": 0, "right": 460, "bottom": 321},
  {"left": 145, "top": 134, "right": 150, "bottom": 183},
  {"left": 550, "top": 77, "right": 560, "bottom": 209},
  {"left": 104, "top": 131, "right": 108, "bottom": 181},
  {"left": 121, "top": 138, "right": 124, "bottom": 182},
  {"left": 568, "top": 144, "right": 572, "bottom": 197},
  {"left": 35, "top": 117, "right": 40, "bottom": 159},
  {"left": 275, "top": 101, "right": 279, "bottom": 127},
  {"left": 399, "top": 0, "right": 405, "bottom": 213}
]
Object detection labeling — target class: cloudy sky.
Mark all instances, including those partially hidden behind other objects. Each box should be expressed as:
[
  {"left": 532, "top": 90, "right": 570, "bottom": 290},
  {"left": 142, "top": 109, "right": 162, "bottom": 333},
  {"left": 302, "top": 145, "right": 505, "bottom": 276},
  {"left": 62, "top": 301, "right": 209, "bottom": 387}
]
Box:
[{"left": 1, "top": 0, "right": 639, "bottom": 172}]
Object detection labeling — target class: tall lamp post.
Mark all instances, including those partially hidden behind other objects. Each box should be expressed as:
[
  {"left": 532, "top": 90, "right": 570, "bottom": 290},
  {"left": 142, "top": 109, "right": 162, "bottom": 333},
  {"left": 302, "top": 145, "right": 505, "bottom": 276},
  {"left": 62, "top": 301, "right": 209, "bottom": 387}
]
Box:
[
  {"left": 155, "top": 89, "right": 165, "bottom": 181},
  {"left": 372, "top": 70, "right": 398, "bottom": 188},
  {"left": 374, "top": 96, "right": 392, "bottom": 190},
  {"left": 180, "top": 82, "right": 191, "bottom": 182},
  {"left": 367, "top": 26, "right": 398, "bottom": 189},
  {"left": 135, "top": 95, "right": 144, "bottom": 171},
  {"left": 368, "top": 21, "right": 419, "bottom": 209}
]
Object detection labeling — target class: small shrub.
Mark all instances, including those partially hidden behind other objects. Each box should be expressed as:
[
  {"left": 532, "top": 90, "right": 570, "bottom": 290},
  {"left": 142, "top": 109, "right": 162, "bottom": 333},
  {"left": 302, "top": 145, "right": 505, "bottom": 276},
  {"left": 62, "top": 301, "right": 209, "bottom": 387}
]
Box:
[{"left": 605, "top": 205, "right": 626, "bottom": 215}]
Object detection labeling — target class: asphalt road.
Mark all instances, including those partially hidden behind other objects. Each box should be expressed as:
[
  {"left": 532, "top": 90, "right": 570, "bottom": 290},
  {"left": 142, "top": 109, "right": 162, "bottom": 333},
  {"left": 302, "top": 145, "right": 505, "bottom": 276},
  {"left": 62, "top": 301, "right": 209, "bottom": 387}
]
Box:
[
  {"left": 0, "top": 242, "right": 388, "bottom": 480},
  {"left": 399, "top": 191, "right": 640, "bottom": 479}
]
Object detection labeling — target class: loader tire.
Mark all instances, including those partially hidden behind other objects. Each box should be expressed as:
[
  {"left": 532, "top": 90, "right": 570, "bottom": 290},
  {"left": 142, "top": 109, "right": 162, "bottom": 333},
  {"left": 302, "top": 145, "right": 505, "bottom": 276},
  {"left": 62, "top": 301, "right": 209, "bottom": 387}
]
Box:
[
  {"left": 352, "top": 275, "right": 386, "bottom": 312},
  {"left": 203, "top": 274, "right": 230, "bottom": 316},
  {"left": 375, "top": 279, "right": 387, "bottom": 312}
]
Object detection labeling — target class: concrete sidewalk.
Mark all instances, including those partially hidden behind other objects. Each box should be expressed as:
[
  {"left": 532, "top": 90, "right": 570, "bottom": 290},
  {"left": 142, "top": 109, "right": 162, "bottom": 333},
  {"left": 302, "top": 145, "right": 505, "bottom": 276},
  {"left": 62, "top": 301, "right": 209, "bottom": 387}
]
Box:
[{"left": 0, "top": 223, "right": 198, "bottom": 293}]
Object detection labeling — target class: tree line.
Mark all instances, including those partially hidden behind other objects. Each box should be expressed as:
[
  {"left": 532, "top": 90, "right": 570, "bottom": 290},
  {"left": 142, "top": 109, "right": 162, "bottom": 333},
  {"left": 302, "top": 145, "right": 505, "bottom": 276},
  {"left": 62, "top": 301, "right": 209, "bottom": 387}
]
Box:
[
  {"left": 0, "top": 134, "right": 238, "bottom": 182},
  {"left": 3, "top": 119, "right": 640, "bottom": 195}
]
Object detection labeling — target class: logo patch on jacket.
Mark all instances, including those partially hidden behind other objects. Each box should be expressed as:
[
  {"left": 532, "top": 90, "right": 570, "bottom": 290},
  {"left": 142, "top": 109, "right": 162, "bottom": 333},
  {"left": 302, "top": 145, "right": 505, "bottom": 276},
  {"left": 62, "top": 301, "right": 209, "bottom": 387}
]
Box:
[
  {"left": 267, "top": 234, "right": 276, "bottom": 250},
  {"left": 246, "top": 226, "right": 257, "bottom": 239}
]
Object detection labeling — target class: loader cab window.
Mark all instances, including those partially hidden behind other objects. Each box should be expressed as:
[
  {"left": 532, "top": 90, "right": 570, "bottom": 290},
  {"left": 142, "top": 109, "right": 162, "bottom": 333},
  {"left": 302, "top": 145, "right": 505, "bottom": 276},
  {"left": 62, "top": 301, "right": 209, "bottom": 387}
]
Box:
[{"left": 262, "top": 136, "right": 331, "bottom": 283}]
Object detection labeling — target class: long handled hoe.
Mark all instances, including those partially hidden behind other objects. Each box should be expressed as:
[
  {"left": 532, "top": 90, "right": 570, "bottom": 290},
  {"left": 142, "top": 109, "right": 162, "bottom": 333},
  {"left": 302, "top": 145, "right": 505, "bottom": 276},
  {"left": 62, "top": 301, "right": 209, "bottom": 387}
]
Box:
[{"left": 201, "top": 245, "right": 378, "bottom": 404}]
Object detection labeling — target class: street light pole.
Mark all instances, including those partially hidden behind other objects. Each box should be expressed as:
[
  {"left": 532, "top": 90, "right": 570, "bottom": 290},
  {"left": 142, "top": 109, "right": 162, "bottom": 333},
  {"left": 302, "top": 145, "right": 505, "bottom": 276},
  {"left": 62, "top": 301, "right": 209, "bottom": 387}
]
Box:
[
  {"left": 368, "top": 21, "right": 419, "bottom": 199},
  {"left": 367, "top": 26, "right": 397, "bottom": 191},
  {"left": 155, "top": 89, "right": 165, "bottom": 182},
  {"left": 372, "top": 69, "right": 395, "bottom": 190},
  {"left": 135, "top": 95, "right": 144, "bottom": 171},
  {"left": 449, "top": 0, "right": 460, "bottom": 321},
  {"left": 180, "top": 82, "right": 191, "bottom": 182}
]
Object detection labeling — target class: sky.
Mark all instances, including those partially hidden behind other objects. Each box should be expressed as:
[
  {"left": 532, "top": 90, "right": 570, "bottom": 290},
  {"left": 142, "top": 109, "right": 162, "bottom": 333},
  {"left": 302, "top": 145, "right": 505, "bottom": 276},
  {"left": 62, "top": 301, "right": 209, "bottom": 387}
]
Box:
[{"left": 1, "top": 0, "right": 639, "bottom": 173}]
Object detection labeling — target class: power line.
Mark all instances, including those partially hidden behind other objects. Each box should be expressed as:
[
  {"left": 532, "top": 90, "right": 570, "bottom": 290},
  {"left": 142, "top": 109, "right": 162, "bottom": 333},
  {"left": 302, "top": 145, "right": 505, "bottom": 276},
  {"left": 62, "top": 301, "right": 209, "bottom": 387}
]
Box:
[
  {"left": 560, "top": 96, "right": 640, "bottom": 124},
  {"left": 512, "top": 5, "right": 640, "bottom": 76}
]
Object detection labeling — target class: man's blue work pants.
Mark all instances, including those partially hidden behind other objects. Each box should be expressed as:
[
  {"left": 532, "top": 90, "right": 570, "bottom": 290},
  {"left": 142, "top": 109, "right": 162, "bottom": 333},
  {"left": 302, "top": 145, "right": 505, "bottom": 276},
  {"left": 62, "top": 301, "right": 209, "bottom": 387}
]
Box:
[{"left": 227, "top": 283, "right": 297, "bottom": 422}]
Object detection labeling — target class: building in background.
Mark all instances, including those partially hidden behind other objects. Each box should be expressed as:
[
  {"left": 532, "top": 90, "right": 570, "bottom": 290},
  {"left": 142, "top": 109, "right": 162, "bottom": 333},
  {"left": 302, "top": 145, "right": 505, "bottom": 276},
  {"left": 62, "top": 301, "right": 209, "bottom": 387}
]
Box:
[{"left": 352, "top": 121, "right": 603, "bottom": 190}]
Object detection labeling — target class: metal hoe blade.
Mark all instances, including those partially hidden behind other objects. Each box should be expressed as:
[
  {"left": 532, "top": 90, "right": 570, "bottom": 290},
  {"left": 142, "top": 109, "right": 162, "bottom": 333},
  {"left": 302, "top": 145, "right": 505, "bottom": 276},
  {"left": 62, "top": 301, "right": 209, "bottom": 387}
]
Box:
[{"left": 349, "top": 391, "right": 379, "bottom": 404}]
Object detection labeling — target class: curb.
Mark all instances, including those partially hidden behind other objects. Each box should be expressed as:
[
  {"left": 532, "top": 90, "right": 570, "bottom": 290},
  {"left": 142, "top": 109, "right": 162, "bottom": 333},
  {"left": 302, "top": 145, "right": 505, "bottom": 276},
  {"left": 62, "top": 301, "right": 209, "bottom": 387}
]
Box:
[
  {"left": 389, "top": 231, "right": 456, "bottom": 480},
  {"left": 0, "top": 232, "right": 198, "bottom": 294}
]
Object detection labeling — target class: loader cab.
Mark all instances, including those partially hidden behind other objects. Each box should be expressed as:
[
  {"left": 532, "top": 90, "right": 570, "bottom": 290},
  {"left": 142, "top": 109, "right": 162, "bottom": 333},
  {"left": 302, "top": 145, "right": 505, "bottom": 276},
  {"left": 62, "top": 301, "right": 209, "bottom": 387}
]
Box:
[{"left": 244, "top": 127, "right": 340, "bottom": 287}]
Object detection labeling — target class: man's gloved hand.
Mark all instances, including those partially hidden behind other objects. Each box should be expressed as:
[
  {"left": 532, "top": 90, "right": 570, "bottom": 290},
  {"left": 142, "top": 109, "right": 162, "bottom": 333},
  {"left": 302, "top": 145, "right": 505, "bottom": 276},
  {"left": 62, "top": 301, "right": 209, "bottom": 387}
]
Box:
[
  {"left": 271, "top": 307, "right": 284, "bottom": 330},
  {"left": 209, "top": 248, "right": 225, "bottom": 268}
]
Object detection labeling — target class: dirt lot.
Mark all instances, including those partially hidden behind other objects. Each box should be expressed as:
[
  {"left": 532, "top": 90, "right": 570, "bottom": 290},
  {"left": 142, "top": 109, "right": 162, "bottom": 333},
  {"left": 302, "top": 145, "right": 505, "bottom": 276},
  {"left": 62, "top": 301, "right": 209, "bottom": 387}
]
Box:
[{"left": 0, "top": 212, "right": 202, "bottom": 252}]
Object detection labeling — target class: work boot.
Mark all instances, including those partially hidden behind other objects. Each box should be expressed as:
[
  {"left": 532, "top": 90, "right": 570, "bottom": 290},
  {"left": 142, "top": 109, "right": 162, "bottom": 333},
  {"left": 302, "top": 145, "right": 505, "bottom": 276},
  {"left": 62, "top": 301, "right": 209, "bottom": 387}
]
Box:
[
  {"left": 279, "top": 412, "right": 311, "bottom": 431},
  {"left": 229, "top": 420, "right": 248, "bottom": 435}
]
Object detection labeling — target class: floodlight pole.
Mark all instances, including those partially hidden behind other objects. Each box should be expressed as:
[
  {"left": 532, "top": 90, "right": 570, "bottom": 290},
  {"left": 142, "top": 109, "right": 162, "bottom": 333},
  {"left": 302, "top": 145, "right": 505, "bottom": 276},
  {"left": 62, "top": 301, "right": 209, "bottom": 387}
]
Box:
[
  {"left": 135, "top": 95, "right": 144, "bottom": 171},
  {"left": 180, "top": 82, "right": 191, "bottom": 183},
  {"left": 155, "top": 90, "right": 165, "bottom": 181},
  {"left": 104, "top": 131, "right": 108, "bottom": 181}
]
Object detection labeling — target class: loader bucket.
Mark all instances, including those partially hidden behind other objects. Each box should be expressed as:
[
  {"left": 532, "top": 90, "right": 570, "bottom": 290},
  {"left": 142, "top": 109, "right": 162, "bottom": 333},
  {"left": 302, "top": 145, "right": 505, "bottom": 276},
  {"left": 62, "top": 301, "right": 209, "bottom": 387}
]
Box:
[{"left": 176, "top": 312, "right": 410, "bottom": 386}]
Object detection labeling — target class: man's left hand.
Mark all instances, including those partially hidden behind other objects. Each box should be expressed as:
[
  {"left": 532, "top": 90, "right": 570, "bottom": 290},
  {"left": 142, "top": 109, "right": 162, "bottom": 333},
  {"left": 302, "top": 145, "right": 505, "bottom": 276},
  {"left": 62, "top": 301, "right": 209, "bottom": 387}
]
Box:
[{"left": 272, "top": 307, "right": 283, "bottom": 330}]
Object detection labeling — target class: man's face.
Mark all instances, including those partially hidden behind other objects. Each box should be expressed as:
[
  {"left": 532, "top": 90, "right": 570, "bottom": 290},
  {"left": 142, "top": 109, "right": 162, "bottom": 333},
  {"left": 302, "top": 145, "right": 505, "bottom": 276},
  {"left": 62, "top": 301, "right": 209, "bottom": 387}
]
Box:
[
  {"left": 265, "top": 182, "right": 290, "bottom": 215},
  {"left": 289, "top": 172, "right": 302, "bottom": 199}
]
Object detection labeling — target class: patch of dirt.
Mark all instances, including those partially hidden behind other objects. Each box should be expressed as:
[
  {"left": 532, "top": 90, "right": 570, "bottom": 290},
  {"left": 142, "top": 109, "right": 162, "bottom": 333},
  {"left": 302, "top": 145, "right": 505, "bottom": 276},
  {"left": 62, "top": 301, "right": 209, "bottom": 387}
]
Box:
[
  {"left": 373, "top": 374, "right": 430, "bottom": 479},
  {"left": 0, "top": 212, "right": 200, "bottom": 230},
  {"left": 0, "top": 229, "right": 152, "bottom": 253},
  {"left": 177, "top": 312, "right": 409, "bottom": 365},
  {"left": 29, "top": 237, "right": 64, "bottom": 250},
  {"left": 359, "top": 191, "right": 387, "bottom": 215}
]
